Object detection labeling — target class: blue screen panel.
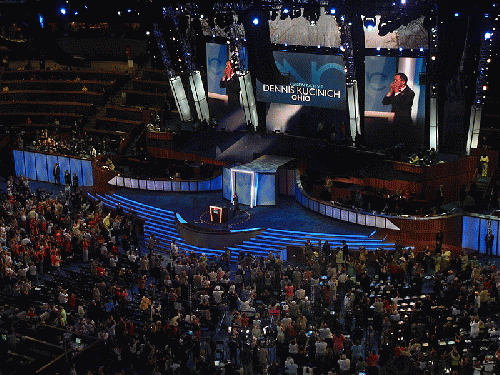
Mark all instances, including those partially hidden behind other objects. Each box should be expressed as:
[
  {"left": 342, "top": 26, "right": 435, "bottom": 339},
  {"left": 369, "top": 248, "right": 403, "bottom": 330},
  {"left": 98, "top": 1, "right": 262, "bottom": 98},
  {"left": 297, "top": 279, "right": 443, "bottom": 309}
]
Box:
[
  {"left": 462, "top": 216, "right": 480, "bottom": 251},
  {"left": 172, "top": 181, "right": 181, "bottom": 191},
  {"left": 181, "top": 181, "right": 190, "bottom": 192},
  {"left": 478, "top": 218, "right": 498, "bottom": 255},
  {"left": 256, "top": 173, "right": 276, "bottom": 206},
  {"left": 211, "top": 174, "right": 222, "bottom": 191},
  {"left": 35, "top": 153, "right": 48, "bottom": 182},
  {"left": 13, "top": 150, "right": 25, "bottom": 178},
  {"left": 46, "top": 154, "right": 59, "bottom": 183},
  {"left": 222, "top": 168, "right": 231, "bottom": 200},
  {"left": 235, "top": 171, "right": 253, "bottom": 206},
  {"left": 130, "top": 179, "right": 139, "bottom": 189},
  {"left": 24, "top": 152, "right": 37, "bottom": 180},
  {"left": 58, "top": 157, "right": 71, "bottom": 184},
  {"left": 81, "top": 160, "right": 93, "bottom": 186},
  {"left": 69, "top": 158, "right": 83, "bottom": 186},
  {"left": 163, "top": 180, "right": 172, "bottom": 191},
  {"left": 139, "top": 180, "right": 147, "bottom": 190},
  {"left": 198, "top": 180, "right": 210, "bottom": 191}
]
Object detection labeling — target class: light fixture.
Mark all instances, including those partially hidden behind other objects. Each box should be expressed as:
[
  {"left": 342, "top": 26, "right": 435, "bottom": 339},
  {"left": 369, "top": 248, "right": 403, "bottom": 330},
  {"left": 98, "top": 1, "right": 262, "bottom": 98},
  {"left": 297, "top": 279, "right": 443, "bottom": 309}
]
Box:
[{"left": 364, "top": 17, "right": 376, "bottom": 31}]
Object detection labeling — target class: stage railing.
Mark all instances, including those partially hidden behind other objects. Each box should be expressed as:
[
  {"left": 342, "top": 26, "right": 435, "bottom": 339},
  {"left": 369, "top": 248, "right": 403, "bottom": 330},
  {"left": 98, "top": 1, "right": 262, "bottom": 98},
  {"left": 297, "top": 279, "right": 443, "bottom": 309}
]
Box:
[
  {"left": 295, "top": 177, "right": 400, "bottom": 230},
  {"left": 107, "top": 174, "right": 222, "bottom": 192}
]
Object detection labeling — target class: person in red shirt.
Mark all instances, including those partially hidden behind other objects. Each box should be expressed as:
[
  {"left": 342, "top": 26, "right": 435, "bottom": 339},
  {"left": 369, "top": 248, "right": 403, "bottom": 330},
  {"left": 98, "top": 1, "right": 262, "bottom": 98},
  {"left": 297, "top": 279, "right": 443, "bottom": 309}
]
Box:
[{"left": 366, "top": 350, "right": 379, "bottom": 375}]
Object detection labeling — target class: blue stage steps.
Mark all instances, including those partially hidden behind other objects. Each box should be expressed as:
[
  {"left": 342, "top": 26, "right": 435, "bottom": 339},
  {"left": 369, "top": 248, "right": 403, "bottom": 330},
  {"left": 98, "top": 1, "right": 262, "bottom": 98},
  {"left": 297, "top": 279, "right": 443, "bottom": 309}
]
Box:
[{"left": 88, "top": 193, "right": 395, "bottom": 261}]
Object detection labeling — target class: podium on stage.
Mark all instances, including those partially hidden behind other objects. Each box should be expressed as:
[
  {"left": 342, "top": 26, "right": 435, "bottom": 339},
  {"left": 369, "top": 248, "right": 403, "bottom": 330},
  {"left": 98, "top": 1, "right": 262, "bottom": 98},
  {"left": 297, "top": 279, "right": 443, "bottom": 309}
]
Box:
[{"left": 209, "top": 206, "right": 228, "bottom": 223}]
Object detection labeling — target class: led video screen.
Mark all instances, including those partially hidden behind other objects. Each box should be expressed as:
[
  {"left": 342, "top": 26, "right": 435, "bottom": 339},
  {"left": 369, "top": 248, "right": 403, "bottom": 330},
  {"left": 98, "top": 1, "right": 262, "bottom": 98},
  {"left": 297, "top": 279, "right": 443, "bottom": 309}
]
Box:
[
  {"left": 364, "top": 56, "right": 426, "bottom": 150},
  {"left": 206, "top": 42, "right": 249, "bottom": 131},
  {"left": 256, "top": 52, "right": 346, "bottom": 110},
  {"left": 256, "top": 51, "right": 348, "bottom": 137}
]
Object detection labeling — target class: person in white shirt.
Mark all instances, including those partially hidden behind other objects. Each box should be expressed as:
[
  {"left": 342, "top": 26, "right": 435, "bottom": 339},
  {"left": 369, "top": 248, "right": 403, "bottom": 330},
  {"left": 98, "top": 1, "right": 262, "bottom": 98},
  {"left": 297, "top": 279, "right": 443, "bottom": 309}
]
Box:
[
  {"left": 338, "top": 354, "right": 351, "bottom": 374},
  {"left": 213, "top": 286, "right": 224, "bottom": 304},
  {"left": 58, "top": 289, "right": 68, "bottom": 304}
]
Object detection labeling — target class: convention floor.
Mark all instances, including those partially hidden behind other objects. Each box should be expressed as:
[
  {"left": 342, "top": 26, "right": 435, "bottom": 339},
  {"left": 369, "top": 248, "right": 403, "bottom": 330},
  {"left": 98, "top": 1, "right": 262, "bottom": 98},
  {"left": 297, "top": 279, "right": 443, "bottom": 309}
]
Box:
[{"left": 13, "top": 179, "right": 374, "bottom": 237}]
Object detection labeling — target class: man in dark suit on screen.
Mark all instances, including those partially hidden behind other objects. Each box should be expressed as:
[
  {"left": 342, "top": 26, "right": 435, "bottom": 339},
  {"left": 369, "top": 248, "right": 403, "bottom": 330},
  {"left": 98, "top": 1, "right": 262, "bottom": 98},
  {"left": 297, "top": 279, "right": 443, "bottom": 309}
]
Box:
[{"left": 382, "top": 73, "right": 415, "bottom": 127}]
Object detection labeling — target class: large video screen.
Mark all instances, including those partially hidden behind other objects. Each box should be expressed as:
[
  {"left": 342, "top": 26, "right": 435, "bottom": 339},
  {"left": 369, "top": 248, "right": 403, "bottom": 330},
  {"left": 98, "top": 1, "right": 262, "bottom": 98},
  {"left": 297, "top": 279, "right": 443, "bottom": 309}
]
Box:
[
  {"left": 256, "top": 52, "right": 348, "bottom": 137},
  {"left": 364, "top": 56, "right": 426, "bottom": 150},
  {"left": 363, "top": 15, "right": 428, "bottom": 50},
  {"left": 206, "top": 42, "right": 249, "bottom": 131},
  {"left": 256, "top": 52, "right": 346, "bottom": 110}
]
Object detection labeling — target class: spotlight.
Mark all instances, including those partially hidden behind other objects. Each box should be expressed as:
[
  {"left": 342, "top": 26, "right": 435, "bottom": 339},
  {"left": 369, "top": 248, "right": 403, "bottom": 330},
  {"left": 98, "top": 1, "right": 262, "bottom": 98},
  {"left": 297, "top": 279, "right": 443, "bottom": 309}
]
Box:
[
  {"left": 485, "top": 32, "right": 492, "bottom": 39},
  {"left": 364, "top": 17, "right": 376, "bottom": 31},
  {"left": 60, "top": 7, "right": 66, "bottom": 15},
  {"left": 252, "top": 17, "right": 259, "bottom": 25},
  {"left": 280, "top": 7, "right": 290, "bottom": 20},
  {"left": 329, "top": 8, "right": 336, "bottom": 15}
]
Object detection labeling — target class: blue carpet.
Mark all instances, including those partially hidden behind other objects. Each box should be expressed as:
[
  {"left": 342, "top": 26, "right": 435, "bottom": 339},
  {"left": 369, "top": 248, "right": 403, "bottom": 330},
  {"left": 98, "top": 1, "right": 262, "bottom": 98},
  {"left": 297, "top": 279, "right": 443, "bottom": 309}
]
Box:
[{"left": 110, "top": 187, "right": 374, "bottom": 236}]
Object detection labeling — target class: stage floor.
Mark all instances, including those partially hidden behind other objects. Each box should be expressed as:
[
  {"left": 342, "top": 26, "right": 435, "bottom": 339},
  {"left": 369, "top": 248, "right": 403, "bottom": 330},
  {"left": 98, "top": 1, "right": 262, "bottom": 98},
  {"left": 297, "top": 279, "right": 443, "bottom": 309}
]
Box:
[{"left": 110, "top": 187, "right": 375, "bottom": 236}]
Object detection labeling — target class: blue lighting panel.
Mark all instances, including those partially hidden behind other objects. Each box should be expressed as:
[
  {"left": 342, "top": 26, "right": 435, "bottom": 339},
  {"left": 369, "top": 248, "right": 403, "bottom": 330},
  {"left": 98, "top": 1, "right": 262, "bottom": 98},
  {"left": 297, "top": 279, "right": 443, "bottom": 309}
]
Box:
[
  {"left": 358, "top": 214, "right": 366, "bottom": 225},
  {"left": 124, "top": 178, "right": 131, "bottom": 188},
  {"left": 147, "top": 180, "right": 155, "bottom": 190},
  {"left": 81, "top": 160, "right": 93, "bottom": 186},
  {"left": 34, "top": 153, "right": 48, "bottom": 182},
  {"left": 139, "top": 180, "right": 147, "bottom": 190},
  {"left": 130, "top": 179, "right": 139, "bottom": 189},
  {"left": 172, "top": 181, "right": 181, "bottom": 191},
  {"left": 349, "top": 211, "right": 357, "bottom": 224},
  {"left": 58, "top": 157, "right": 71, "bottom": 184},
  {"left": 198, "top": 179, "right": 210, "bottom": 191},
  {"left": 13, "top": 150, "right": 25, "bottom": 178},
  {"left": 211, "top": 174, "right": 222, "bottom": 191},
  {"left": 181, "top": 181, "right": 190, "bottom": 191},
  {"left": 256, "top": 173, "right": 276, "bottom": 205},
  {"left": 235, "top": 172, "right": 252, "bottom": 206},
  {"left": 222, "top": 168, "right": 231, "bottom": 200},
  {"left": 375, "top": 216, "right": 385, "bottom": 228},
  {"left": 319, "top": 203, "right": 327, "bottom": 215},
  {"left": 163, "top": 181, "right": 171, "bottom": 191},
  {"left": 332, "top": 207, "right": 341, "bottom": 220},
  {"left": 189, "top": 181, "right": 197, "bottom": 191},
  {"left": 46, "top": 154, "right": 59, "bottom": 183},
  {"left": 69, "top": 158, "right": 83, "bottom": 186},
  {"left": 366, "top": 215, "right": 375, "bottom": 227},
  {"left": 325, "top": 205, "right": 333, "bottom": 217},
  {"left": 479, "top": 218, "right": 497, "bottom": 254},
  {"left": 462, "top": 216, "right": 480, "bottom": 251},
  {"left": 24, "top": 152, "right": 37, "bottom": 180}
]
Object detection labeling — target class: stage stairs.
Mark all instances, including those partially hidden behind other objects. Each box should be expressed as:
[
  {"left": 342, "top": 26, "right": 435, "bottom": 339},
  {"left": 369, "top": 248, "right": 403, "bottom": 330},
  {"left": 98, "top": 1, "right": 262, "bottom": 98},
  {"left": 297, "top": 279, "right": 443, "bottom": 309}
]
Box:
[{"left": 88, "top": 193, "right": 395, "bottom": 262}]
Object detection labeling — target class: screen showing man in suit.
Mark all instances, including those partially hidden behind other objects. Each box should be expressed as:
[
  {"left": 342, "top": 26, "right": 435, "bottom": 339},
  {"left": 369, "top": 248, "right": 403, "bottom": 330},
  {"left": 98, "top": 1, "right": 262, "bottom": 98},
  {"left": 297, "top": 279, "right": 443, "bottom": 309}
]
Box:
[{"left": 382, "top": 73, "right": 415, "bottom": 127}]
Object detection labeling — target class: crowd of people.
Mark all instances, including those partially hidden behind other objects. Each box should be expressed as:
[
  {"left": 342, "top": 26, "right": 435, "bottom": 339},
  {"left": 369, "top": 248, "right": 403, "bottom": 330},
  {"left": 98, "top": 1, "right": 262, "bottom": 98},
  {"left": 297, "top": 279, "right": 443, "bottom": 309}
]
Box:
[
  {"left": 1, "top": 176, "right": 500, "bottom": 375},
  {"left": 18, "top": 126, "right": 117, "bottom": 158}
]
